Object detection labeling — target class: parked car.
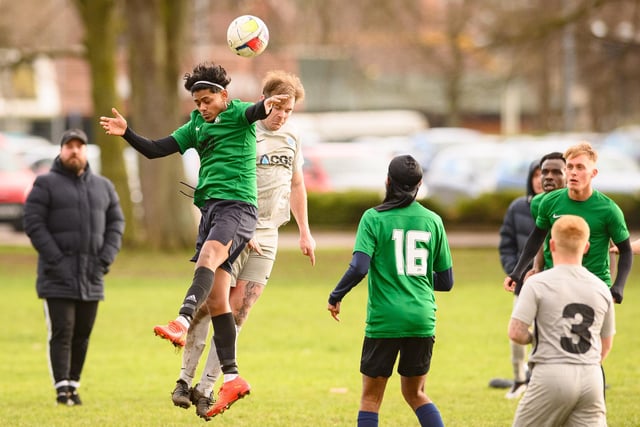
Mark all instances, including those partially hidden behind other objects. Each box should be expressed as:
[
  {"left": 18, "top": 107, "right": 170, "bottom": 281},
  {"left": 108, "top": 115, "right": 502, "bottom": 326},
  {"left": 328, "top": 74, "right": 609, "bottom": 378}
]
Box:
[
  {"left": 0, "top": 149, "right": 36, "bottom": 231},
  {"left": 496, "top": 137, "right": 640, "bottom": 196},
  {"left": 303, "top": 140, "right": 427, "bottom": 197},
  {"left": 288, "top": 109, "right": 428, "bottom": 142},
  {"left": 410, "top": 127, "right": 491, "bottom": 173},
  {"left": 600, "top": 125, "right": 640, "bottom": 164},
  {"left": 426, "top": 133, "right": 640, "bottom": 207},
  {"left": 0, "top": 131, "right": 101, "bottom": 175},
  {"left": 0, "top": 132, "right": 58, "bottom": 174},
  {"left": 424, "top": 141, "right": 516, "bottom": 205},
  {"left": 493, "top": 136, "right": 578, "bottom": 192}
]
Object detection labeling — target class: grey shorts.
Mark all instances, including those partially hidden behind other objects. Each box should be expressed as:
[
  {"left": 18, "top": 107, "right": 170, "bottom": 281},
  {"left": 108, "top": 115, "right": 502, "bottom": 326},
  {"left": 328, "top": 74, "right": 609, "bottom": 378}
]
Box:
[
  {"left": 513, "top": 363, "right": 606, "bottom": 426},
  {"left": 191, "top": 199, "right": 258, "bottom": 273},
  {"left": 230, "top": 228, "right": 278, "bottom": 286}
]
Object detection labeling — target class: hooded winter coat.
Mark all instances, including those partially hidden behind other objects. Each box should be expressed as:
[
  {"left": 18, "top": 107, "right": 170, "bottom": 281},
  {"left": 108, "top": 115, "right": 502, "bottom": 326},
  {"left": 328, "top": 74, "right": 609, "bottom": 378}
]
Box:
[
  {"left": 498, "top": 159, "right": 540, "bottom": 294},
  {"left": 23, "top": 156, "right": 124, "bottom": 301}
]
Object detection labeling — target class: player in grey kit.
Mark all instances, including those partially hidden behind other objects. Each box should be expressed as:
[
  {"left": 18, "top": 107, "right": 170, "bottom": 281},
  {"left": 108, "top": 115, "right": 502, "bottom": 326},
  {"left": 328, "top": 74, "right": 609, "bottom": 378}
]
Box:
[{"left": 509, "top": 215, "right": 615, "bottom": 426}]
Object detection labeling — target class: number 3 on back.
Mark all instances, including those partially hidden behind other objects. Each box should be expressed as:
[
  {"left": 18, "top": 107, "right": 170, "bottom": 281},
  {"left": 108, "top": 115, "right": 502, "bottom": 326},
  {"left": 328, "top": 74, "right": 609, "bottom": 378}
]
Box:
[{"left": 561, "top": 303, "right": 594, "bottom": 354}]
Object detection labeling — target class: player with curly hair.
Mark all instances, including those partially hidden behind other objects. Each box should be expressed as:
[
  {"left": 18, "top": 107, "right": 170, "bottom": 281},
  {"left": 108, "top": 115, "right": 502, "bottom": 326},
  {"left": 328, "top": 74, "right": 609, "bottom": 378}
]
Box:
[
  {"left": 169, "top": 70, "right": 316, "bottom": 419},
  {"left": 100, "top": 61, "right": 289, "bottom": 414}
]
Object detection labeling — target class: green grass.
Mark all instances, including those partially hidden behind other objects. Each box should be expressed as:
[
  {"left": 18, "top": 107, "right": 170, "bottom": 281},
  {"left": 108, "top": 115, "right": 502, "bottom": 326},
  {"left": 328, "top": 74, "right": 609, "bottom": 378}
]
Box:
[{"left": 1, "top": 245, "right": 639, "bottom": 426}]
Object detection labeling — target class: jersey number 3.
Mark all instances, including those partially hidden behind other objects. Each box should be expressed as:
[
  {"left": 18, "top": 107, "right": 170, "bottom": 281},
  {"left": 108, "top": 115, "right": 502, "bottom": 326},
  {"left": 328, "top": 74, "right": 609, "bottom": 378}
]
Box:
[
  {"left": 560, "top": 303, "right": 595, "bottom": 354},
  {"left": 392, "top": 230, "right": 431, "bottom": 276}
]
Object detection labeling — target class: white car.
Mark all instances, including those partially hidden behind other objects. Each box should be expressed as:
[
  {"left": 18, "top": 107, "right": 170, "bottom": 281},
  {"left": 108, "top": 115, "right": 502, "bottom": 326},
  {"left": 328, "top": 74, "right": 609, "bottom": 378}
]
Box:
[
  {"left": 303, "top": 139, "right": 427, "bottom": 197},
  {"left": 424, "top": 141, "right": 516, "bottom": 205}
]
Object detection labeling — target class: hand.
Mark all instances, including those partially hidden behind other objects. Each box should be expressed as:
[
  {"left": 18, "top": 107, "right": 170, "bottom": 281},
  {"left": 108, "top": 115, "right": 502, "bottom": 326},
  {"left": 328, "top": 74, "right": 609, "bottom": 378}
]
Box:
[
  {"left": 247, "top": 238, "right": 264, "bottom": 255},
  {"left": 328, "top": 301, "right": 341, "bottom": 322},
  {"left": 503, "top": 276, "right": 517, "bottom": 293},
  {"left": 299, "top": 234, "right": 316, "bottom": 266},
  {"left": 264, "top": 94, "right": 289, "bottom": 112},
  {"left": 99, "top": 107, "right": 128, "bottom": 136},
  {"left": 610, "top": 285, "right": 623, "bottom": 304}
]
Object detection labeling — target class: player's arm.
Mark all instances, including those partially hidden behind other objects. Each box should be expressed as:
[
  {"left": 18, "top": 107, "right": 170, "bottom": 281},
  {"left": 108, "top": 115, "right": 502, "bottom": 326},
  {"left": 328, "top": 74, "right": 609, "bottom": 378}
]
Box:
[
  {"left": 504, "top": 226, "right": 547, "bottom": 290},
  {"left": 433, "top": 268, "right": 453, "bottom": 291},
  {"left": 245, "top": 95, "right": 290, "bottom": 124},
  {"left": 122, "top": 128, "right": 180, "bottom": 159},
  {"left": 290, "top": 168, "right": 315, "bottom": 265},
  {"left": 524, "top": 245, "right": 546, "bottom": 283},
  {"left": 532, "top": 244, "right": 545, "bottom": 274},
  {"left": 327, "top": 251, "right": 370, "bottom": 321},
  {"left": 611, "top": 237, "right": 640, "bottom": 254},
  {"left": 508, "top": 318, "right": 533, "bottom": 345},
  {"left": 245, "top": 99, "right": 267, "bottom": 123},
  {"left": 610, "top": 238, "right": 632, "bottom": 304},
  {"left": 100, "top": 107, "right": 180, "bottom": 158},
  {"left": 601, "top": 335, "right": 614, "bottom": 363}
]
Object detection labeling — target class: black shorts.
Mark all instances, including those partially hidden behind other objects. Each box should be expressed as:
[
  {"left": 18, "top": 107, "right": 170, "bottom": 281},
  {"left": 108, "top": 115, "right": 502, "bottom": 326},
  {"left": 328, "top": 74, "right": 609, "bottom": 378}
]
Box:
[
  {"left": 190, "top": 199, "right": 258, "bottom": 273},
  {"left": 360, "top": 336, "right": 435, "bottom": 378}
]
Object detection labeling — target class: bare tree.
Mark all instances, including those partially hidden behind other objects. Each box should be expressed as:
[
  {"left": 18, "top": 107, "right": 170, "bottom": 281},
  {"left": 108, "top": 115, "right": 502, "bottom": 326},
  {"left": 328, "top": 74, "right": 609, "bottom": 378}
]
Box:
[
  {"left": 482, "top": 0, "right": 640, "bottom": 132},
  {"left": 123, "top": 0, "right": 195, "bottom": 250},
  {"left": 73, "top": 0, "right": 139, "bottom": 245}
]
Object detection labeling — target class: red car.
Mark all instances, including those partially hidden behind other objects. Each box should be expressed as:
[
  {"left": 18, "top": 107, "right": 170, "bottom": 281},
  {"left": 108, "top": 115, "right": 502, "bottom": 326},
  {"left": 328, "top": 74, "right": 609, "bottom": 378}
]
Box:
[{"left": 0, "top": 149, "right": 36, "bottom": 231}]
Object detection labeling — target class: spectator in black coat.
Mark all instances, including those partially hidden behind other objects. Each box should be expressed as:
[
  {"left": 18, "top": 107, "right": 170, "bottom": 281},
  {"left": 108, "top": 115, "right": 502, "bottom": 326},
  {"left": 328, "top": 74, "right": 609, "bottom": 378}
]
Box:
[
  {"left": 23, "top": 129, "right": 124, "bottom": 406},
  {"left": 499, "top": 159, "right": 542, "bottom": 279}
]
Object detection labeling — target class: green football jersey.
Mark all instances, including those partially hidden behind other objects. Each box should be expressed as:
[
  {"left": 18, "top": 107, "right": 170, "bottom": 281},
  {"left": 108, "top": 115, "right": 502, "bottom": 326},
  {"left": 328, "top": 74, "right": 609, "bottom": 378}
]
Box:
[
  {"left": 353, "top": 201, "right": 453, "bottom": 338},
  {"left": 172, "top": 99, "right": 257, "bottom": 208},
  {"left": 536, "top": 188, "right": 629, "bottom": 285},
  {"left": 530, "top": 192, "right": 552, "bottom": 270}
]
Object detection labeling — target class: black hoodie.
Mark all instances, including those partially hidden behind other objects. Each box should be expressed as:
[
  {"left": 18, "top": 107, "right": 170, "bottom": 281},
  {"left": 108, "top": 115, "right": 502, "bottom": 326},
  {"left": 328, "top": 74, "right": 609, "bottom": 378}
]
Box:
[{"left": 498, "top": 159, "right": 540, "bottom": 294}]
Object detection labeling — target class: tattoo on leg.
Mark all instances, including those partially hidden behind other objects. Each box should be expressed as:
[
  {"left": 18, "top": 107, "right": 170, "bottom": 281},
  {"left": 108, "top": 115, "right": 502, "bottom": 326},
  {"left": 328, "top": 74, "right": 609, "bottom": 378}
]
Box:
[{"left": 236, "top": 281, "right": 261, "bottom": 327}]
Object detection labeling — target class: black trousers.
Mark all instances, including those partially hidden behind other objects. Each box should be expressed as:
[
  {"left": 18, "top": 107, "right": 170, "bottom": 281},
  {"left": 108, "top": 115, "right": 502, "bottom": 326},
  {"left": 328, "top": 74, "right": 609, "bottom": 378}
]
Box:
[{"left": 44, "top": 298, "right": 99, "bottom": 386}]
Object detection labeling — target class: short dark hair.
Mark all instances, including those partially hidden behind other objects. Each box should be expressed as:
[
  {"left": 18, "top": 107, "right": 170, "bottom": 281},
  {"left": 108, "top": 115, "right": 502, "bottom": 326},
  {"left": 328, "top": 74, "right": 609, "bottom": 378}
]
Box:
[{"left": 540, "top": 151, "right": 565, "bottom": 165}]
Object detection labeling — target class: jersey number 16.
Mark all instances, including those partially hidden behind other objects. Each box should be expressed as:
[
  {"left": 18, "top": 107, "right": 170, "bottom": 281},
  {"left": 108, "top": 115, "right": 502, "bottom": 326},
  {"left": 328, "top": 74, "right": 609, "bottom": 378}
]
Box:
[{"left": 392, "top": 229, "right": 431, "bottom": 276}]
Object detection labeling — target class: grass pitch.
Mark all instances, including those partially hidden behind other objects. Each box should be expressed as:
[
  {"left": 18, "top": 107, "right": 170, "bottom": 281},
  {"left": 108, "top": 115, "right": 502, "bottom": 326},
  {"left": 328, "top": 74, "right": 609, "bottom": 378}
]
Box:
[{"left": 0, "top": 245, "right": 638, "bottom": 426}]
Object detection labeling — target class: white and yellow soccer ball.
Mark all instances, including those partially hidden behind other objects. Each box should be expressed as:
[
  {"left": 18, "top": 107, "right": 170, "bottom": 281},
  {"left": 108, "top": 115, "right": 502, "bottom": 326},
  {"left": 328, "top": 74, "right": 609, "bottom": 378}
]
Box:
[{"left": 226, "top": 15, "right": 269, "bottom": 58}]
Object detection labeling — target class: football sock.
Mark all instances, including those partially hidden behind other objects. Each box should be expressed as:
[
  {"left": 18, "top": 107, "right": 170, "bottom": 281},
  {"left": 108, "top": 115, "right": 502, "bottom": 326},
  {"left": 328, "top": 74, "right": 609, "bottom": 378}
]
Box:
[
  {"left": 357, "top": 411, "right": 378, "bottom": 427},
  {"left": 179, "top": 267, "right": 214, "bottom": 319},
  {"left": 223, "top": 373, "right": 238, "bottom": 382},
  {"left": 176, "top": 315, "right": 190, "bottom": 329},
  {"left": 212, "top": 312, "right": 238, "bottom": 375},
  {"left": 415, "top": 403, "right": 444, "bottom": 427}
]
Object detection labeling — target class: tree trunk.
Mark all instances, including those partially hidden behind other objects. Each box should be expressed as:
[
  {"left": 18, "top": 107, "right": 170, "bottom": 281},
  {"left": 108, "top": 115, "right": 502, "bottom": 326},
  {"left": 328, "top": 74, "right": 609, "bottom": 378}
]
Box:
[
  {"left": 124, "top": 0, "right": 195, "bottom": 251},
  {"left": 73, "top": 0, "right": 140, "bottom": 246}
]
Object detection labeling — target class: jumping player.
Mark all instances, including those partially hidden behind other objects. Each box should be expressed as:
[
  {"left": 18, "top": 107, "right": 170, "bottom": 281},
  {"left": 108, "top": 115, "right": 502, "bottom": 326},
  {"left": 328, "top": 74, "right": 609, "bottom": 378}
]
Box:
[
  {"left": 99, "top": 62, "right": 288, "bottom": 412},
  {"left": 169, "top": 70, "right": 316, "bottom": 419}
]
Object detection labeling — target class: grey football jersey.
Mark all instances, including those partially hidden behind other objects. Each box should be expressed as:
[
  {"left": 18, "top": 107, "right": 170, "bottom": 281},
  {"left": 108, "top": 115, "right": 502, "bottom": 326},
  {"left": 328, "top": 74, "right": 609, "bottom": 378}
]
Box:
[
  {"left": 512, "top": 264, "right": 615, "bottom": 365},
  {"left": 255, "top": 120, "right": 303, "bottom": 229}
]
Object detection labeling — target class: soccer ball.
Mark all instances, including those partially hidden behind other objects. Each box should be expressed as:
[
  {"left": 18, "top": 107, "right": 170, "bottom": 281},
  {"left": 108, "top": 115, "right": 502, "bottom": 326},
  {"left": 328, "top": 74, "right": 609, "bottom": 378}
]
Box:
[{"left": 227, "top": 15, "right": 269, "bottom": 58}]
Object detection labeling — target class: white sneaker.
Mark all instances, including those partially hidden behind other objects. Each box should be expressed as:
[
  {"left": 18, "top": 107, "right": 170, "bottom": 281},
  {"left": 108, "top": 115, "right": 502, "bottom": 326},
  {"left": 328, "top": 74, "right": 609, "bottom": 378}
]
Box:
[{"left": 505, "top": 381, "right": 527, "bottom": 399}]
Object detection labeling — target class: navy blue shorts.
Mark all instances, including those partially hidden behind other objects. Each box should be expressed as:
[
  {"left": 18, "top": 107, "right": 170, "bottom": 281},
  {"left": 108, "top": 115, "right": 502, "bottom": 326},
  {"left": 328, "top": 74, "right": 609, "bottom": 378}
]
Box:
[
  {"left": 190, "top": 199, "right": 258, "bottom": 273},
  {"left": 360, "top": 336, "right": 435, "bottom": 378}
]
